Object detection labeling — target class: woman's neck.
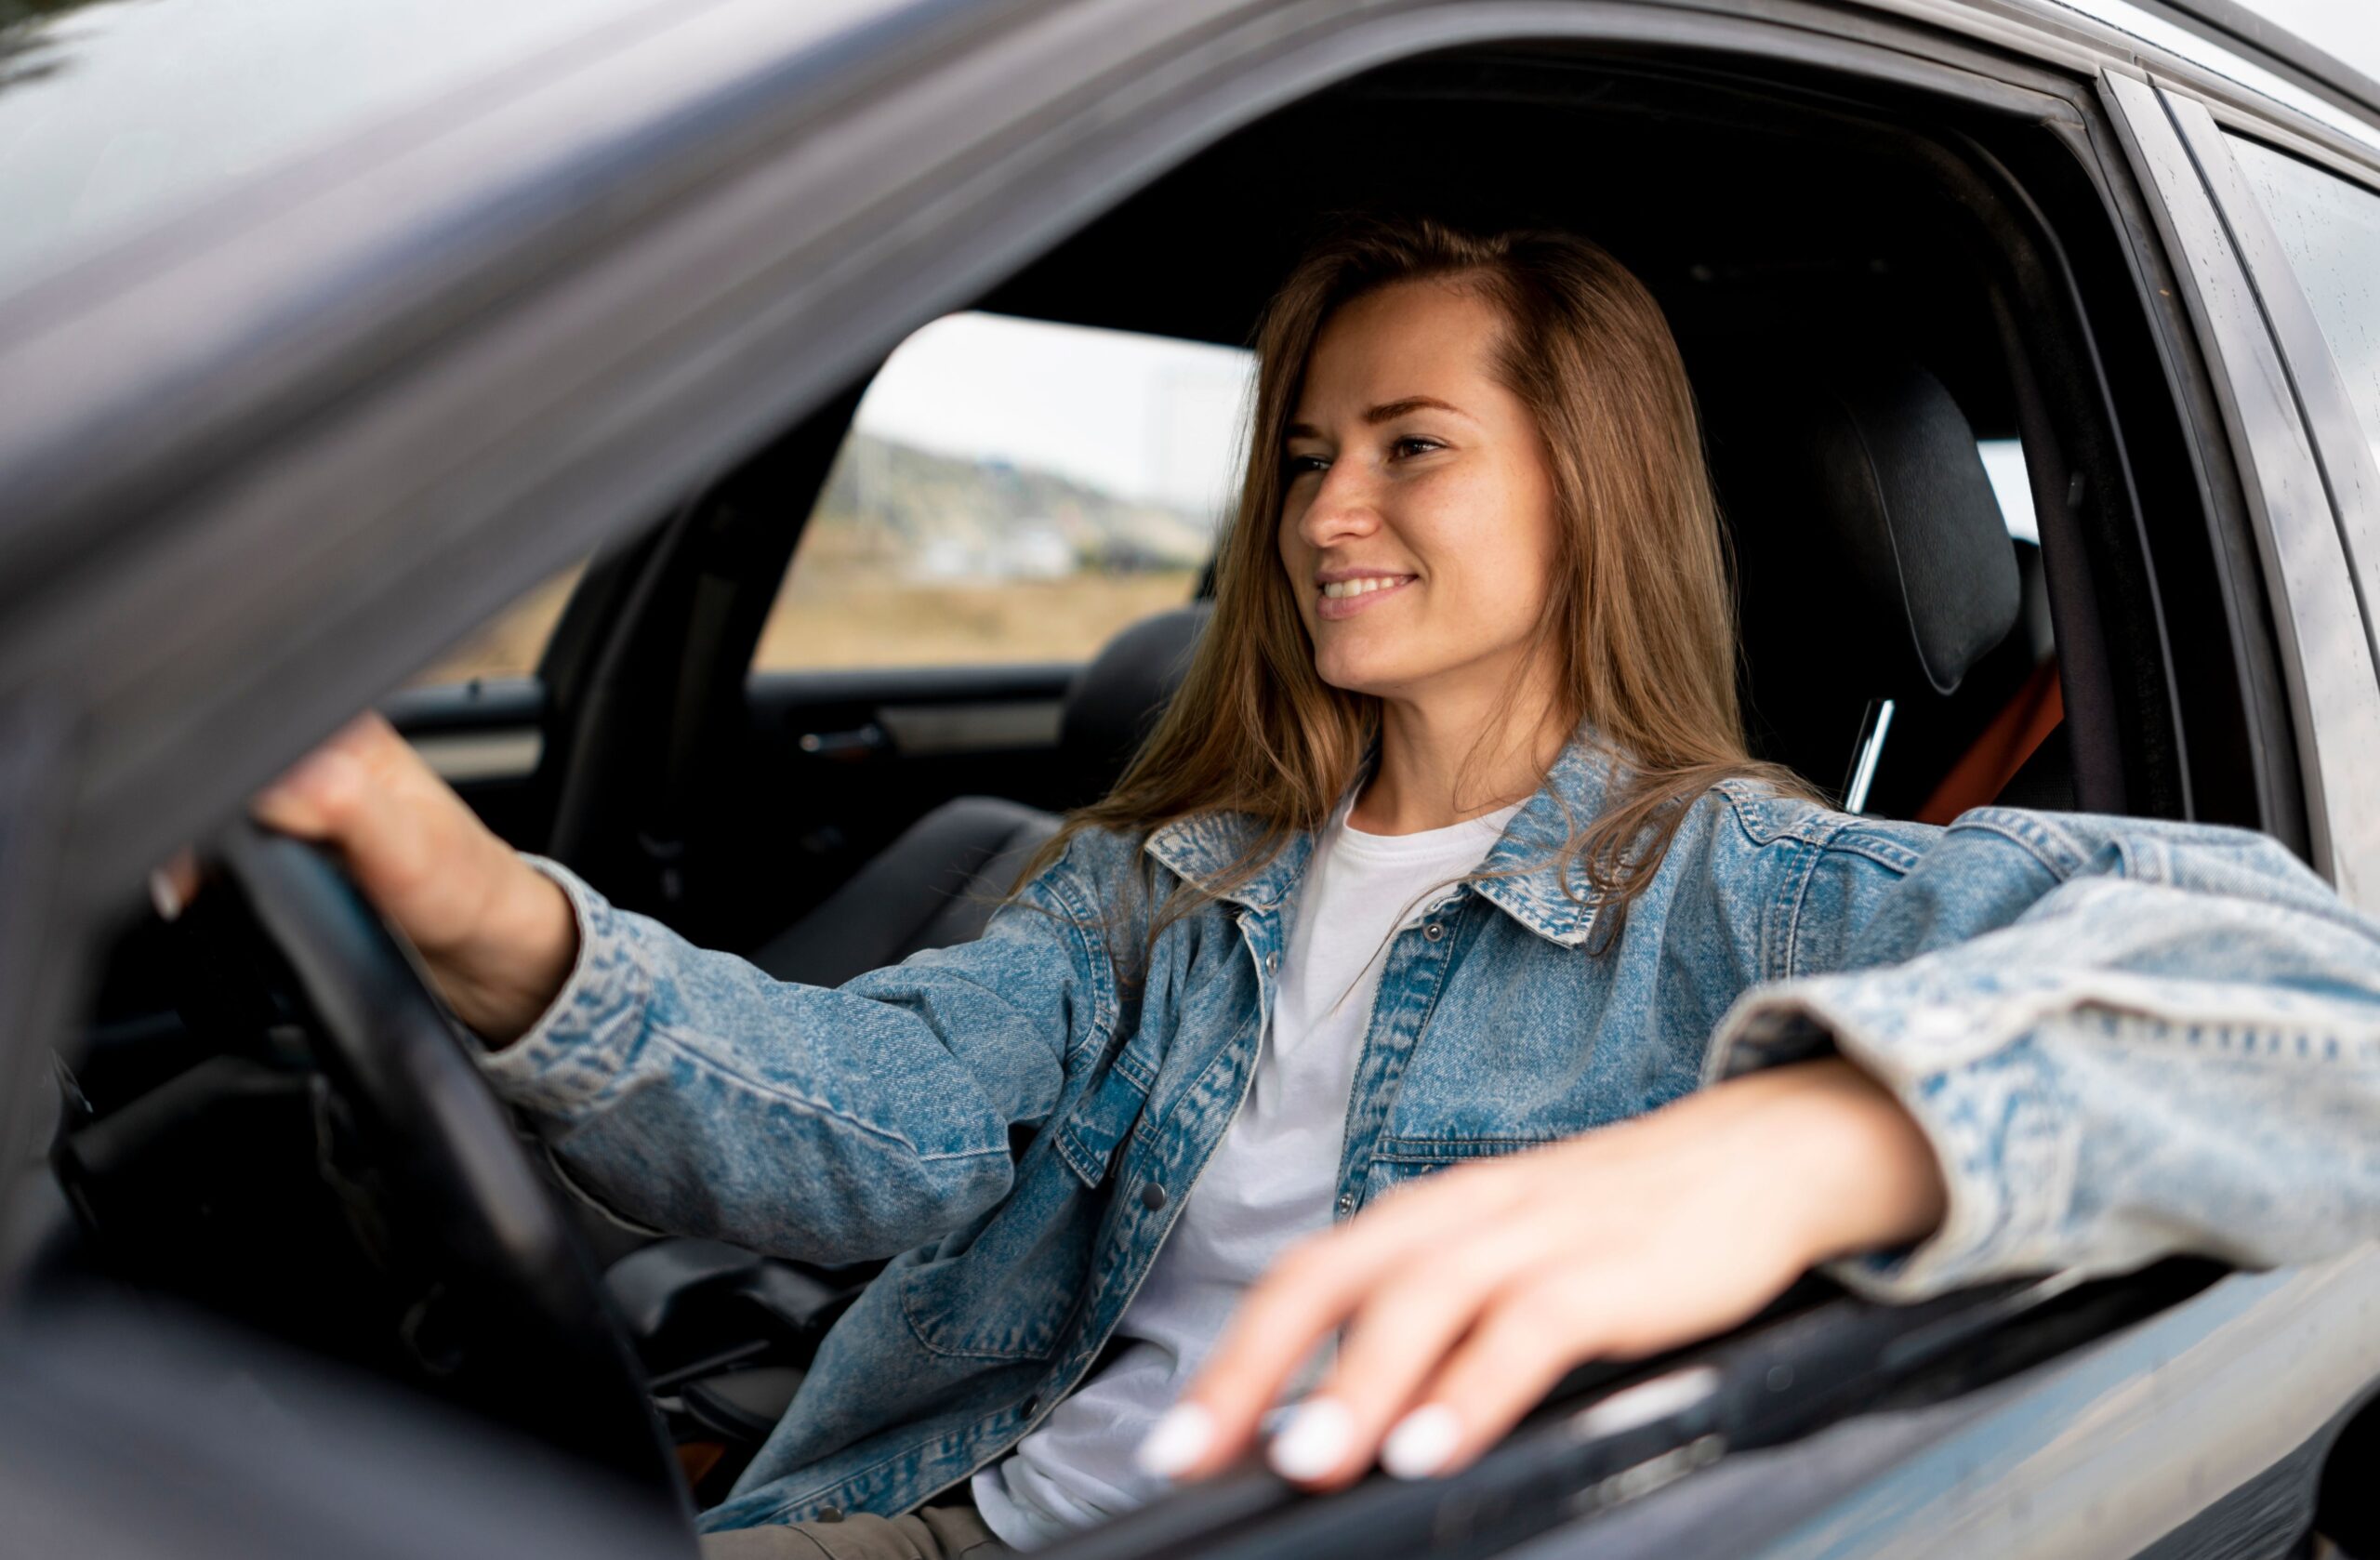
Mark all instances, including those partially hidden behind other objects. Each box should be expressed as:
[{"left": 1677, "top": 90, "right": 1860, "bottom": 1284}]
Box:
[{"left": 1350, "top": 690, "right": 1569, "bottom": 837}]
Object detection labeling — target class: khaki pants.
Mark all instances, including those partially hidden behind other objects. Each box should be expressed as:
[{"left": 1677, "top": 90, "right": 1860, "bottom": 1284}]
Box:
[{"left": 697, "top": 1503, "right": 1006, "bottom": 1560}]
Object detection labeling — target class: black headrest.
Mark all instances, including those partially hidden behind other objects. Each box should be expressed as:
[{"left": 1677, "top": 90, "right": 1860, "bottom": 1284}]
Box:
[
  {"left": 1059, "top": 602, "right": 1212, "bottom": 800},
  {"left": 1701, "top": 352, "right": 2020, "bottom": 699},
  {"left": 1696, "top": 350, "right": 2020, "bottom": 793}
]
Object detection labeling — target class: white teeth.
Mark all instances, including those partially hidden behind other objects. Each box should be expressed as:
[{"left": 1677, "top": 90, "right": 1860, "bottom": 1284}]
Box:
[{"left": 1320, "top": 576, "right": 1408, "bottom": 599}]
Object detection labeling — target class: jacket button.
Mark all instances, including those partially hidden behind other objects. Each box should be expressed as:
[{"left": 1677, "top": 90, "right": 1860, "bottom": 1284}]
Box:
[
  {"left": 1141, "top": 1182, "right": 1168, "bottom": 1210},
  {"left": 816, "top": 1507, "right": 844, "bottom": 1524},
  {"left": 1423, "top": 922, "right": 1445, "bottom": 942},
  {"left": 1265, "top": 950, "right": 1279, "bottom": 972}
]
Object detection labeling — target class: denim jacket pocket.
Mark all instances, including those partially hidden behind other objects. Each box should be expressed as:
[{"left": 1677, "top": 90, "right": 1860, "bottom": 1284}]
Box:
[
  {"left": 1361, "top": 1134, "right": 1560, "bottom": 1203},
  {"left": 898, "top": 1068, "right": 1147, "bottom": 1363},
  {"left": 1055, "top": 1058, "right": 1151, "bottom": 1189},
  {"left": 897, "top": 1251, "right": 1071, "bottom": 1362}
]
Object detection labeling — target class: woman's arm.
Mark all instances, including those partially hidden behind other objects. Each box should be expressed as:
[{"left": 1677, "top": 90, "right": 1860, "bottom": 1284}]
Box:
[
  {"left": 1143, "top": 1057, "right": 1943, "bottom": 1488},
  {"left": 479, "top": 850, "right": 1103, "bottom": 1264},
  {"left": 1152, "top": 810, "right": 2380, "bottom": 1487},
  {"left": 1709, "top": 813, "right": 2380, "bottom": 1299},
  {"left": 242, "top": 713, "right": 1112, "bottom": 1265}
]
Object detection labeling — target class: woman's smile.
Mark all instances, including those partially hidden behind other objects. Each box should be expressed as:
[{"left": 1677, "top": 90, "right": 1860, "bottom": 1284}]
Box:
[
  {"left": 1277, "top": 280, "right": 1562, "bottom": 704},
  {"left": 1315, "top": 572, "right": 1417, "bottom": 618}
]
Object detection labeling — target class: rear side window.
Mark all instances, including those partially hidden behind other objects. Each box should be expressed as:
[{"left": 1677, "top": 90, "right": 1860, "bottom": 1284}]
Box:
[
  {"left": 2226, "top": 137, "right": 2380, "bottom": 477},
  {"left": 752, "top": 311, "right": 1250, "bottom": 672}
]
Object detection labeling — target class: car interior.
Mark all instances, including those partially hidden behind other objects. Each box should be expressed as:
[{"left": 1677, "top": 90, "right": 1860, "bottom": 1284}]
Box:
[{"left": 27, "top": 37, "right": 2322, "bottom": 1553}]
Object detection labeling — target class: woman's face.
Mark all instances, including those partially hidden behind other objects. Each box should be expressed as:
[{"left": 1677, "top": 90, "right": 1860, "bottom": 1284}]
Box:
[{"left": 1278, "top": 279, "right": 1564, "bottom": 709}]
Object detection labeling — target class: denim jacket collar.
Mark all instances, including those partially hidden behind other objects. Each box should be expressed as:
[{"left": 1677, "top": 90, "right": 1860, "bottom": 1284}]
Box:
[{"left": 1141, "top": 734, "right": 1619, "bottom": 947}]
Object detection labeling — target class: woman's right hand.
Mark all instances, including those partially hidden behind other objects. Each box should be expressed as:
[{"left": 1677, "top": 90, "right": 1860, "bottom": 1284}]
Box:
[{"left": 214, "top": 713, "right": 578, "bottom": 1046}]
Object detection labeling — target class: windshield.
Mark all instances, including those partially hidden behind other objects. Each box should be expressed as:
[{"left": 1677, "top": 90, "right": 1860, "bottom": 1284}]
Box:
[{"left": 0, "top": 0, "right": 671, "bottom": 296}]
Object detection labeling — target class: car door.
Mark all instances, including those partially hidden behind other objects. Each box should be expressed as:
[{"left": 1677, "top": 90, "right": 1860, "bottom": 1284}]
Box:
[
  {"left": 10, "top": 3, "right": 2380, "bottom": 1559},
  {"left": 2102, "top": 72, "right": 2380, "bottom": 906},
  {"left": 2142, "top": 79, "right": 2380, "bottom": 1553}
]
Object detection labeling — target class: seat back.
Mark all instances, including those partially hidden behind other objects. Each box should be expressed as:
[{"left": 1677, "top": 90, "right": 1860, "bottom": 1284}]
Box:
[
  {"left": 748, "top": 602, "right": 1210, "bottom": 985},
  {"left": 1055, "top": 602, "right": 1212, "bottom": 807},
  {"left": 1697, "top": 349, "right": 2022, "bottom": 805}
]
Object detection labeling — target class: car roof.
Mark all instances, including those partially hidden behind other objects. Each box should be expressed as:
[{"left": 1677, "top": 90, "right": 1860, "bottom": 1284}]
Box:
[
  {"left": 0, "top": 0, "right": 2372, "bottom": 488},
  {"left": 0, "top": 0, "right": 674, "bottom": 300},
  {"left": 0, "top": 0, "right": 2369, "bottom": 298},
  {"left": 0, "top": 0, "right": 2371, "bottom": 896},
  {"left": 0, "top": 0, "right": 2371, "bottom": 521}
]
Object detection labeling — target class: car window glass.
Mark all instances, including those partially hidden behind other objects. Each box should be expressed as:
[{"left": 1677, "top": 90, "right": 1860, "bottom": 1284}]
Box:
[
  {"left": 2225, "top": 136, "right": 2380, "bottom": 482},
  {"left": 407, "top": 559, "right": 586, "bottom": 689},
  {"left": 0, "top": 0, "right": 666, "bottom": 293},
  {"left": 754, "top": 311, "right": 1250, "bottom": 672}
]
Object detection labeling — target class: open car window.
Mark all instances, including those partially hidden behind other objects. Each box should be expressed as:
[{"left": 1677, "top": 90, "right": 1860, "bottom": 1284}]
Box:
[{"left": 750, "top": 311, "right": 1249, "bottom": 672}]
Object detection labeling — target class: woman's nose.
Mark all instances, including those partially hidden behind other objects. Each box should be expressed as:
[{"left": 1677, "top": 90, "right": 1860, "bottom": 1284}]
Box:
[{"left": 1297, "top": 463, "right": 1382, "bottom": 549}]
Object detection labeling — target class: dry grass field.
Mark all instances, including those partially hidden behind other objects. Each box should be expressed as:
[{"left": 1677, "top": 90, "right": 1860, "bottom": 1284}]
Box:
[{"left": 753, "top": 569, "right": 1197, "bottom": 669}]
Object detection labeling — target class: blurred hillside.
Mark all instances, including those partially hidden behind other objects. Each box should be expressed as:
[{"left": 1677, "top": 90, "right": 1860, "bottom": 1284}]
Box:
[
  {"left": 809, "top": 430, "right": 1220, "bottom": 581},
  {"left": 756, "top": 432, "right": 1215, "bottom": 668},
  {"left": 410, "top": 432, "right": 1221, "bottom": 685}
]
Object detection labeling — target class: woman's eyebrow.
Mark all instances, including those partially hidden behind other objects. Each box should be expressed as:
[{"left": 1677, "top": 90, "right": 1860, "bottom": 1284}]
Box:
[
  {"left": 1364, "top": 395, "right": 1473, "bottom": 425},
  {"left": 1284, "top": 397, "right": 1474, "bottom": 442}
]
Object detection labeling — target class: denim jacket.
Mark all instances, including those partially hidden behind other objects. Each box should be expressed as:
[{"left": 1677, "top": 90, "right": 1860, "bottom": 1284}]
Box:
[{"left": 480, "top": 738, "right": 2380, "bottom": 1534}]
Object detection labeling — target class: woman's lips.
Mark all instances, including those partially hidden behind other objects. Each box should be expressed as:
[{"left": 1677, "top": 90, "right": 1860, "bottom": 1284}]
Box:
[{"left": 1316, "top": 575, "right": 1416, "bottom": 620}]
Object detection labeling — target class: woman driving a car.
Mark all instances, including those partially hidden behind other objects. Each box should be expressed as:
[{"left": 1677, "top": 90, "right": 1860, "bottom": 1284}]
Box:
[{"left": 236, "top": 216, "right": 2380, "bottom": 1556}]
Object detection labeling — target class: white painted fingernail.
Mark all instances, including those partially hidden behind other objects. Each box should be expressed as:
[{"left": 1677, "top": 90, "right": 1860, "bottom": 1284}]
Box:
[
  {"left": 1137, "top": 1404, "right": 1214, "bottom": 1479},
  {"left": 1381, "top": 1404, "right": 1461, "bottom": 1480},
  {"left": 1268, "top": 1397, "right": 1354, "bottom": 1481},
  {"left": 148, "top": 868, "right": 183, "bottom": 922}
]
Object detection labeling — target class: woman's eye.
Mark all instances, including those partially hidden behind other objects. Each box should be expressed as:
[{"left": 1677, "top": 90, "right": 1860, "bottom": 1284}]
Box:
[
  {"left": 1391, "top": 436, "right": 1442, "bottom": 459},
  {"left": 1285, "top": 453, "right": 1329, "bottom": 476}
]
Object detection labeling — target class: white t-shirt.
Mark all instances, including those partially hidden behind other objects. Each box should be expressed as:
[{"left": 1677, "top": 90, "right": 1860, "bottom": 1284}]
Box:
[{"left": 972, "top": 799, "right": 1524, "bottom": 1548}]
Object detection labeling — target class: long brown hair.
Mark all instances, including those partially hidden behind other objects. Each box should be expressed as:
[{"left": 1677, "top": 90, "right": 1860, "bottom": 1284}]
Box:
[{"left": 1018, "top": 215, "right": 1812, "bottom": 953}]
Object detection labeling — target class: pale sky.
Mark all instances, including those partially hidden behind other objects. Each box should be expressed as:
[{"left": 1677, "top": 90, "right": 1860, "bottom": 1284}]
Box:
[
  {"left": 2240, "top": 0, "right": 2380, "bottom": 86},
  {"left": 853, "top": 313, "right": 1255, "bottom": 516}
]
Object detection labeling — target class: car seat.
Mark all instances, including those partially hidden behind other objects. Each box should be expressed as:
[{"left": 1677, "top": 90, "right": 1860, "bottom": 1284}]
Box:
[
  {"left": 1696, "top": 348, "right": 2025, "bottom": 808},
  {"left": 746, "top": 603, "right": 1212, "bottom": 986}
]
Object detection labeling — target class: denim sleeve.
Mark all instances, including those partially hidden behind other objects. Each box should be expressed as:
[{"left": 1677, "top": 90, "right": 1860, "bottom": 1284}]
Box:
[
  {"left": 473, "top": 845, "right": 1118, "bottom": 1265},
  {"left": 1702, "top": 808, "right": 2380, "bottom": 1301}
]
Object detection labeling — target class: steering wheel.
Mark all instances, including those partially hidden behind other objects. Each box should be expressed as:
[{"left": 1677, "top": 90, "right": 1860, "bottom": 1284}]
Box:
[{"left": 212, "top": 821, "right": 689, "bottom": 1514}]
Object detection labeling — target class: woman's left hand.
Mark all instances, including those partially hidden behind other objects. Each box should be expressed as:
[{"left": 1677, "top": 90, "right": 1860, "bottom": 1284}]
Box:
[{"left": 1139, "top": 1058, "right": 1949, "bottom": 1489}]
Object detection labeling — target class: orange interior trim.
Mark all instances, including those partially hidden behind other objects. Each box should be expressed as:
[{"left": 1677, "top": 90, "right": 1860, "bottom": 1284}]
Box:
[{"left": 1916, "top": 657, "right": 2064, "bottom": 825}]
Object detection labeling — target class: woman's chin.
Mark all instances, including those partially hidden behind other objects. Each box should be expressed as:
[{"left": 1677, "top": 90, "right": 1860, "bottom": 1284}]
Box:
[{"left": 1312, "top": 654, "right": 1424, "bottom": 700}]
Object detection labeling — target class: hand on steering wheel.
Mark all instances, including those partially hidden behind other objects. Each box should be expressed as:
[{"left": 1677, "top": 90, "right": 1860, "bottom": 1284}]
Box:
[{"left": 210, "top": 821, "right": 683, "bottom": 1509}]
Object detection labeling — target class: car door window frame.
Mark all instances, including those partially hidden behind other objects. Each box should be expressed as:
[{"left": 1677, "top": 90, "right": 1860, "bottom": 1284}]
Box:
[
  {"left": 2190, "top": 114, "right": 2380, "bottom": 689},
  {"left": 2103, "top": 70, "right": 2380, "bottom": 907}
]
